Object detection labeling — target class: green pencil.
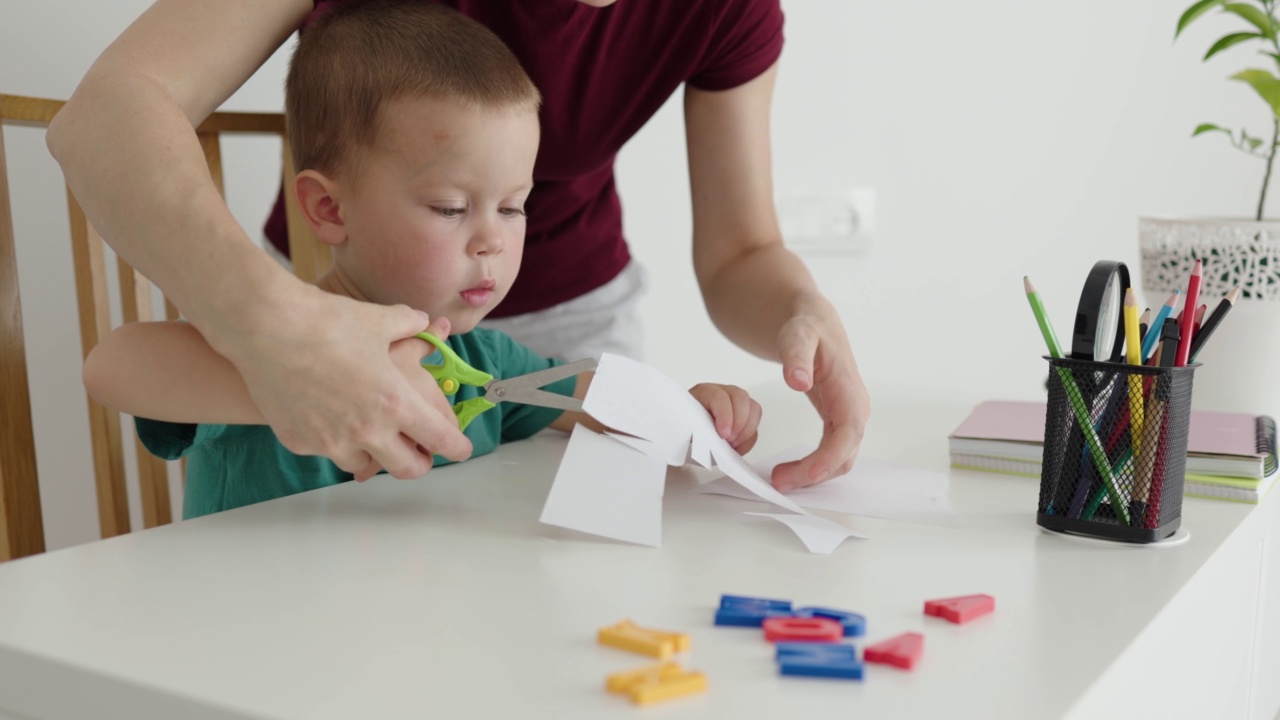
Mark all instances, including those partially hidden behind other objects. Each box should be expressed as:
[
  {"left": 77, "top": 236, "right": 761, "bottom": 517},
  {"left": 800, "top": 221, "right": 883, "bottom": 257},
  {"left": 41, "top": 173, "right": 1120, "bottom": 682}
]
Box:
[{"left": 1024, "top": 276, "right": 1131, "bottom": 525}]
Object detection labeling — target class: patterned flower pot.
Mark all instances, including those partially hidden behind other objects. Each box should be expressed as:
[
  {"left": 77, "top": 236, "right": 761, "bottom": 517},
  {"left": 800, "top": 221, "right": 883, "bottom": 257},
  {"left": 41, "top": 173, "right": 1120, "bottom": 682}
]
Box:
[{"left": 1139, "top": 217, "right": 1280, "bottom": 415}]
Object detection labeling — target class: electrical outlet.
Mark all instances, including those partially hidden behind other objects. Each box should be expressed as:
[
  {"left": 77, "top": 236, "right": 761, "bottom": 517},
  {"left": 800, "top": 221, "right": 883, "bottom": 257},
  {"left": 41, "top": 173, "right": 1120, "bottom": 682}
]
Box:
[{"left": 777, "top": 187, "right": 875, "bottom": 254}]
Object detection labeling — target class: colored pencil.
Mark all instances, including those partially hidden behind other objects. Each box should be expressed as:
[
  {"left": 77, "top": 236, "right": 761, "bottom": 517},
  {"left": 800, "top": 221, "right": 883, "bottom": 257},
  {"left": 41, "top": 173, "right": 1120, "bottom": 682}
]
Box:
[
  {"left": 1024, "top": 276, "right": 1130, "bottom": 524},
  {"left": 1123, "top": 289, "right": 1144, "bottom": 509},
  {"left": 1189, "top": 287, "right": 1240, "bottom": 363},
  {"left": 1175, "top": 259, "right": 1202, "bottom": 366},
  {"left": 1023, "top": 277, "right": 1063, "bottom": 357}
]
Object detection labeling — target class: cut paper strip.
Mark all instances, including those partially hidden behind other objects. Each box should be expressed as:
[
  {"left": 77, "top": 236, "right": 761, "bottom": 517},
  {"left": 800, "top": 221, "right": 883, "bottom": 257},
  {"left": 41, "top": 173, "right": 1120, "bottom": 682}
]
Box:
[
  {"left": 540, "top": 425, "right": 665, "bottom": 547},
  {"left": 604, "top": 432, "right": 688, "bottom": 473},
  {"left": 744, "top": 512, "right": 866, "bottom": 554},
  {"left": 708, "top": 436, "right": 806, "bottom": 514},
  {"left": 583, "top": 354, "right": 698, "bottom": 466},
  {"left": 698, "top": 445, "right": 952, "bottom": 520}
]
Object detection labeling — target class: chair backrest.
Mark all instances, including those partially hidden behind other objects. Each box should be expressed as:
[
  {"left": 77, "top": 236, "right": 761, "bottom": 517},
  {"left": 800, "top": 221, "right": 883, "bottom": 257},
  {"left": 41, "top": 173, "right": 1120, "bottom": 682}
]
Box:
[{"left": 0, "top": 94, "right": 330, "bottom": 561}]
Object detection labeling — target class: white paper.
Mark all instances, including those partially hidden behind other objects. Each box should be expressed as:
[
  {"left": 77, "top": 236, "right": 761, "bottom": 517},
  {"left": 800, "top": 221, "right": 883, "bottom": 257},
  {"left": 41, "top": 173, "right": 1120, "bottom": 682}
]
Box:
[
  {"left": 697, "top": 444, "right": 952, "bottom": 520},
  {"left": 706, "top": 435, "right": 806, "bottom": 514},
  {"left": 604, "top": 431, "right": 689, "bottom": 469},
  {"left": 566, "top": 354, "right": 856, "bottom": 553},
  {"left": 744, "top": 512, "right": 867, "bottom": 554},
  {"left": 583, "top": 354, "right": 697, "bottom": 466},
  {"left": 539, "top": 425, "right": 665, "bottom": 547}
]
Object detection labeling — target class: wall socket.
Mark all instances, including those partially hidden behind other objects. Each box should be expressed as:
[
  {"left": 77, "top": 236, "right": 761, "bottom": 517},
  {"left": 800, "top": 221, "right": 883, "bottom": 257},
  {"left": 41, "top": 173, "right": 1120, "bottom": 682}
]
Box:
[{"left": 776, "top": 186, "right": 875, "bottom": 254}]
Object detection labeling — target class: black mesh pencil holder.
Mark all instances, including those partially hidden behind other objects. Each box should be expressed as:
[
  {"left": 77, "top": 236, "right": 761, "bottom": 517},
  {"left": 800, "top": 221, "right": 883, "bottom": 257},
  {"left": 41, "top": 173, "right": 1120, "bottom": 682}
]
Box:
[{"left": 1036, "top": 356, "right": 1196, "bottom": 543}]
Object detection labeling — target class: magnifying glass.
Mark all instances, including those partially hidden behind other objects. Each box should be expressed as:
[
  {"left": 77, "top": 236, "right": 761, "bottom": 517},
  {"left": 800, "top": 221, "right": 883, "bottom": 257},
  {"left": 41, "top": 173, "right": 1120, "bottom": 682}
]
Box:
[{"left": 1071, "top": 260, "right": 1131, "bottom": 363}]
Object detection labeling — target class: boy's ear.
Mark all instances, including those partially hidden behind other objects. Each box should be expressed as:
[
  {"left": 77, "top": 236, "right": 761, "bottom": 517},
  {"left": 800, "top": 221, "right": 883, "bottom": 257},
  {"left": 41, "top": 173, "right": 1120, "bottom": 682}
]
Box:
[{"left": 293, "top": 169, "right": 347, "bottom": 247}]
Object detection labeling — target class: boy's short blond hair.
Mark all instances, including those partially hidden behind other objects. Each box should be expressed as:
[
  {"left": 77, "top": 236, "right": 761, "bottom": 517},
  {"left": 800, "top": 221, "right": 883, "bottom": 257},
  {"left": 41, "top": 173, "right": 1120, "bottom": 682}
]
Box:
[{"left": 286, "top": 0, "right": 541, "bottom": 176}]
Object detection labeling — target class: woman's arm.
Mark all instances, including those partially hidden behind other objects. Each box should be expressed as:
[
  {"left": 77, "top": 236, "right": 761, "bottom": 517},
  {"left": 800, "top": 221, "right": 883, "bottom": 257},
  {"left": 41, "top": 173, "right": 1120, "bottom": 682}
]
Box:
[
  {"left": 684, "top": 63, "right": 871, "bottom": 490},
  {"left": 83, "top": 319, "right": 457, "bottom": 481},
  {"left": 47, "top": 0, "right": 472, "bottom": 480}
]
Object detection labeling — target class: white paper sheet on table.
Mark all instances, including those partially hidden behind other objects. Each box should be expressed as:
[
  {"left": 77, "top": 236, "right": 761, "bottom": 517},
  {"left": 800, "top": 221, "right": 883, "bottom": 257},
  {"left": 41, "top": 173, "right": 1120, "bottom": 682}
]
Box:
[
  {"left": 744, "top": 513, "right": 867, "bottom": 554},
  {"left": 543, "top": 353, "right": 861, "bottom": 553},
  {"left": 696, "top": 444, "right": 953, "bottom": 520},
  {"left": 539, "top": 425, "right": 665, "bottom": 547}
]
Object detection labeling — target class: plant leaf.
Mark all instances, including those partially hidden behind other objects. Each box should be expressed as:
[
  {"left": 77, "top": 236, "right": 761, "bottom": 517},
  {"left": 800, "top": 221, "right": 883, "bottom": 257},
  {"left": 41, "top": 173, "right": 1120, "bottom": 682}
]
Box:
[
  {"left": 1223, "top": 2, "right": 1277, "bottom": 37},
  {"left": 1177, "top": 0, "right": 1226, "bottom": 38},
  {"left": 1231, "top": 68, "right": 1280, "bottom": 115},
  {"left": 1248, "top": 136, "right": 1265, "bottom": 149},
  {"left": 1193, "top": 122, "right": 1232, "bottom": 136},
  {"left": 1205, "top": 31, "right": 1264, "bottom": 60}
]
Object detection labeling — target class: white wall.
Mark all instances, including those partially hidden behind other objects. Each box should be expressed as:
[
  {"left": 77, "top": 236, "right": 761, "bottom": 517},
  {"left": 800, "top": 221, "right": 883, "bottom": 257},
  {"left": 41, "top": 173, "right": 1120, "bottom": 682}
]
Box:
[{"left": 2, "top": 0, "right": 1266, "bottom": 551}]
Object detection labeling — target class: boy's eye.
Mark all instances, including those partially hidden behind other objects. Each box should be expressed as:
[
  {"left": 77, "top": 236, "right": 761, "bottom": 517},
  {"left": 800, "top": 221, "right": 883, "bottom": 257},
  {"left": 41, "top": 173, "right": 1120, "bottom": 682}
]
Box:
[
  {"left": 432, "top": 207, "right": 464, "bottom": 219},
  {"left": 500, "top": 207, "right": 527, "bottom": 218}
]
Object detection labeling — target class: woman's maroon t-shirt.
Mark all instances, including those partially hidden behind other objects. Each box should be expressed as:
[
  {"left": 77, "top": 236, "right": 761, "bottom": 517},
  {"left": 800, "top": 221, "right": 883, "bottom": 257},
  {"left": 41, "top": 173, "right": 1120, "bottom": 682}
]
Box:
[{"left": 265, "top": 0, "right": 784, "bottom": 317}]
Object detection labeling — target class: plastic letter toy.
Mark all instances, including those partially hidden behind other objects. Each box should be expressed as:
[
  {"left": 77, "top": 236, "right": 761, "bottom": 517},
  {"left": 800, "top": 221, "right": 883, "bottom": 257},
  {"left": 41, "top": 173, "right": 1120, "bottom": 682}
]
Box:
[
  {"left": 762, "top": 617, "right": 844, "bottom": 643},
  {"left": 606, "top": 662, "right": 708, "bottom": 706},
  {"left": 775, "top": 642, "right": 863, "bottom": 680},
  {"left": 598, "top": 620, "right": 691, "bottom": 660},
  {"left": 720, "top": 594, "right": 792, "bottom": 611},
  {"left": 715, "top": 594, "right": 793, "bottom": 628},
  {"left": 863, "top": 632, "right": 924, "bottom": 670},
  {"left": 923, "top": 594, "right": 995, "bottom": 624},
  {"left": 794, "top": 607, "right": 866, "bottom": 637}
]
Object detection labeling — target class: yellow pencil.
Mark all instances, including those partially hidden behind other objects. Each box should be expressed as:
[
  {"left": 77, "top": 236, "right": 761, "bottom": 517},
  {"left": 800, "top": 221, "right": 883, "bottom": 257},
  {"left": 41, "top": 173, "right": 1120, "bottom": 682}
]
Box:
[{"left": 1123, "top": 289, "right": 1144, "bottom": 507}]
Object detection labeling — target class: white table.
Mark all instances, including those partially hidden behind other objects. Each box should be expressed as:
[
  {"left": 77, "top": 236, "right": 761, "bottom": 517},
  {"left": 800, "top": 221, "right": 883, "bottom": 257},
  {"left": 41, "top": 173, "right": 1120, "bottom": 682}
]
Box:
[{"left": 0, "top": 387, "right": 1277, "bottom": 720}]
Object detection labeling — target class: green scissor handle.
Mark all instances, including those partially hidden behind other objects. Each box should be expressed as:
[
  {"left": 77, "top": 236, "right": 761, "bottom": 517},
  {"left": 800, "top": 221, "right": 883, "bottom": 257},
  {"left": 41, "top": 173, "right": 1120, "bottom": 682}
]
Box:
[{"left": 417, "top": 332, "right": 496, "bottom": 430}]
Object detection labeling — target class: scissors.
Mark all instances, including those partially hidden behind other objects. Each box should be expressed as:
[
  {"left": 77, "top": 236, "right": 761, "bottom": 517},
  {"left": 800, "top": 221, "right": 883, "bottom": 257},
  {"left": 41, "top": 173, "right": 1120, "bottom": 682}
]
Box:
[{"left": 416, "top": 332, "right": 597, "bottom": 430}]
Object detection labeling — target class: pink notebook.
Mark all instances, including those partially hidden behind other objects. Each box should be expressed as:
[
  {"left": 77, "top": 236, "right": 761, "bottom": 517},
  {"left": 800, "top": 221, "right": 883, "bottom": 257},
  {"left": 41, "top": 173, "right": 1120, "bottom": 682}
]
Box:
[{"left": 951, "top": 400, "right": 1263, "bottom": 458}]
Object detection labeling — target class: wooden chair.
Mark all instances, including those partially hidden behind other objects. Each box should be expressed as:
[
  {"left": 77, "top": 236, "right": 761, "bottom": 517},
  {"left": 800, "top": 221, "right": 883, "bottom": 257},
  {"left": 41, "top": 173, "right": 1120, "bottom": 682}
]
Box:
[{"left": 0, "top": 94, "right": 330, "bottom": 561}]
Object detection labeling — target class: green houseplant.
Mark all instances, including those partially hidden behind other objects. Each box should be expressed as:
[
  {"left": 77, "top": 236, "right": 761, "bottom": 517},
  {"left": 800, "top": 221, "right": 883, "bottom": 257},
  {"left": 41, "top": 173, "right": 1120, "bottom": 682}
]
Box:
[
  {"left": 1139, "top": 0, "right": 1280, "bottom": 415},
  {"left": 1177, "top": 0, "right": 1280, "bottom": 220}
]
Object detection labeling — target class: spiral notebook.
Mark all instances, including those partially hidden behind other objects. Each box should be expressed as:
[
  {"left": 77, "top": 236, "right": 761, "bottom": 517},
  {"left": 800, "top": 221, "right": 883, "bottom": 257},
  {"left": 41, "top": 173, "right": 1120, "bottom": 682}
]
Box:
[{"left": 949, "top": 401, "right": 1278, "bottom": 490}]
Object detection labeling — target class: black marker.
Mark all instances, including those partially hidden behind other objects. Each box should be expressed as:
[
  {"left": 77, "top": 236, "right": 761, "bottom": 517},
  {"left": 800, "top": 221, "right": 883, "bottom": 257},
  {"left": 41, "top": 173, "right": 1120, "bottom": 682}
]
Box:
[{"left": 1158, "top": 317, "right": 1180, "bottom": 368}]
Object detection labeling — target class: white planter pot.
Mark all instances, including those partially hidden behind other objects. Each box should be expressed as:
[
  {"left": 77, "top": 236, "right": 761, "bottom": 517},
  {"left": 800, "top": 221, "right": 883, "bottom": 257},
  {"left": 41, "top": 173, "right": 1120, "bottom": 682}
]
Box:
[{"left": 1139, "top": 217, "right": 1280, "bottom": 416}]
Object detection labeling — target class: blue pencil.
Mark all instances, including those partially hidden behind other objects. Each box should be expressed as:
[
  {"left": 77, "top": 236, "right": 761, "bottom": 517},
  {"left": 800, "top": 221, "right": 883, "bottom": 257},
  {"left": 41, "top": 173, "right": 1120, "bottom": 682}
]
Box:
[{"left": 1140, "top": 290, "right": 1179, "bottom": 362}]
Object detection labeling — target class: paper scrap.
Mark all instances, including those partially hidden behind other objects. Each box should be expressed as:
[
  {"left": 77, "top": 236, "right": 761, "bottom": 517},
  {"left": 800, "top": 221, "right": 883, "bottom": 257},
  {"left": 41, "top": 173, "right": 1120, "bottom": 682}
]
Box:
[
  {"left": 698, "top": 445, "right": 952, "bottom": 520},
  {"left": 540, "top": 425, "right": 665, "bottom": 547},
  {"left": 744, "top": 512, "right": 867, "bottom": 554}
]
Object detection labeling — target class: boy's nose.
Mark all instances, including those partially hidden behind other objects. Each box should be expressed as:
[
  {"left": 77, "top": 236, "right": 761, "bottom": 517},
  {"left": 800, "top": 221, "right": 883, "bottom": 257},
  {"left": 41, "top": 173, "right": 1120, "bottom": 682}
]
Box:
[{"left": 468, "top": 224, "right": 504, "bottom": 257}]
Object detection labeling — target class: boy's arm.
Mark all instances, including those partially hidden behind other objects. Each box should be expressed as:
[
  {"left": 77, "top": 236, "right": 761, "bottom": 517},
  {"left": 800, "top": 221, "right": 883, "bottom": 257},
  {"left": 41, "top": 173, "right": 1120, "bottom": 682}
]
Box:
[{"left": 83, "top": 321, "right": 265, "bottom": 425}]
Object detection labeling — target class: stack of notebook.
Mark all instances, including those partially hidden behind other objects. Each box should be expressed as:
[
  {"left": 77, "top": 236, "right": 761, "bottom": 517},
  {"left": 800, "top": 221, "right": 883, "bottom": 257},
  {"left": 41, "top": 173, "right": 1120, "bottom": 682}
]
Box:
[{"left": 949, "top": 400, "right": 1279, "bottom": 504}]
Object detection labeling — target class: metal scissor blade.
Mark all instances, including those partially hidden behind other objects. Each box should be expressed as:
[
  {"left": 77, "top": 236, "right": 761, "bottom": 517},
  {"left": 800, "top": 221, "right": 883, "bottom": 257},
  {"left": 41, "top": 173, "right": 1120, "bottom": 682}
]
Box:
[{"left": 484, "top": 357, "right": 598, "bottom": 411}]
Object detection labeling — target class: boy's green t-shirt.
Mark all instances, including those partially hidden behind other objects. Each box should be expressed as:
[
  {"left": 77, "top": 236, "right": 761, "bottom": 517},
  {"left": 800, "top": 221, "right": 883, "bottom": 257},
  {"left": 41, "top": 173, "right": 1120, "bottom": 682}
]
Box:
[{"left": 135, "top": 327, "right": 576, "bottom": 520}]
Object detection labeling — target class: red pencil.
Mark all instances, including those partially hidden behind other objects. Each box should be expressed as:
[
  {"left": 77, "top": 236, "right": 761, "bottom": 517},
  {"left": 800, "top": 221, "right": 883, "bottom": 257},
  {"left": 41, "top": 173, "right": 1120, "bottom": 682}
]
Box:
[{"left": 1175, "top": 259, "right": 1202, "bottom": 366}]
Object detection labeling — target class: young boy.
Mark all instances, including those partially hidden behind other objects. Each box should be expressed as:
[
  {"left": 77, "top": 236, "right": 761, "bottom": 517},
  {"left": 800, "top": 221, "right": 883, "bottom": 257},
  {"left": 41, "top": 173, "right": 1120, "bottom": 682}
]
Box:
[{"left": 83, "top": 0, "right": 762, "bottom": 520}]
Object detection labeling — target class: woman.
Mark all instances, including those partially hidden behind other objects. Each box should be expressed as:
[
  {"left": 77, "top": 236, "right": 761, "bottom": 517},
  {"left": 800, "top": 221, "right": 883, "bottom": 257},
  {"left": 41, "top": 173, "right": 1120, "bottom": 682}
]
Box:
[{"left": 48, "top": 0, "right": 869, "bottom": 488}]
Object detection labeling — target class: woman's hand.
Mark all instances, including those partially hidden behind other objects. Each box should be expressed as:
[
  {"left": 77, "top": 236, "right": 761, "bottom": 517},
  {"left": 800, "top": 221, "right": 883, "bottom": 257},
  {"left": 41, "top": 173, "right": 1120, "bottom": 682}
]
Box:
[
  {"left": 220, "top": 284, "right": 472, "bottom": 483},
  {"left": 770, "top": 306, "right": 870, "bottom": 491}
]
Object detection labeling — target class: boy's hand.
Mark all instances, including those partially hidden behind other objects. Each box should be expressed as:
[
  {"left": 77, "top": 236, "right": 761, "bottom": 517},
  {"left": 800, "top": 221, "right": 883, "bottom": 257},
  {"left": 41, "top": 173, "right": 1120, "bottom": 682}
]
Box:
[{"left": 689, "top": 383, "right": 762, "bottom": 455}]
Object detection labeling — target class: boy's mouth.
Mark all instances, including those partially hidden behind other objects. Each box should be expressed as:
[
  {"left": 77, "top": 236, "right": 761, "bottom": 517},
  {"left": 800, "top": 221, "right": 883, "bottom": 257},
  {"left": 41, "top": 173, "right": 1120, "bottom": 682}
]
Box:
[{"left": 459, "top": 279, "right": 496, "bottom": 308}]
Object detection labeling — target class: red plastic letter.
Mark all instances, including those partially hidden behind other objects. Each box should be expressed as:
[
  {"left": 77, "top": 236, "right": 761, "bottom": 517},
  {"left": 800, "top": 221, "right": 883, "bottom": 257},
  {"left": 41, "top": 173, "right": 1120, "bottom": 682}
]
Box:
[
  {"left": 762, "top": 617, "right": 843, "bottom": 643},
  {"left": 923, "top": 594, "right": 995, "bottom": 624},
  {"left": 863, "top": 632, "right": 924, "bottom": 670}
]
